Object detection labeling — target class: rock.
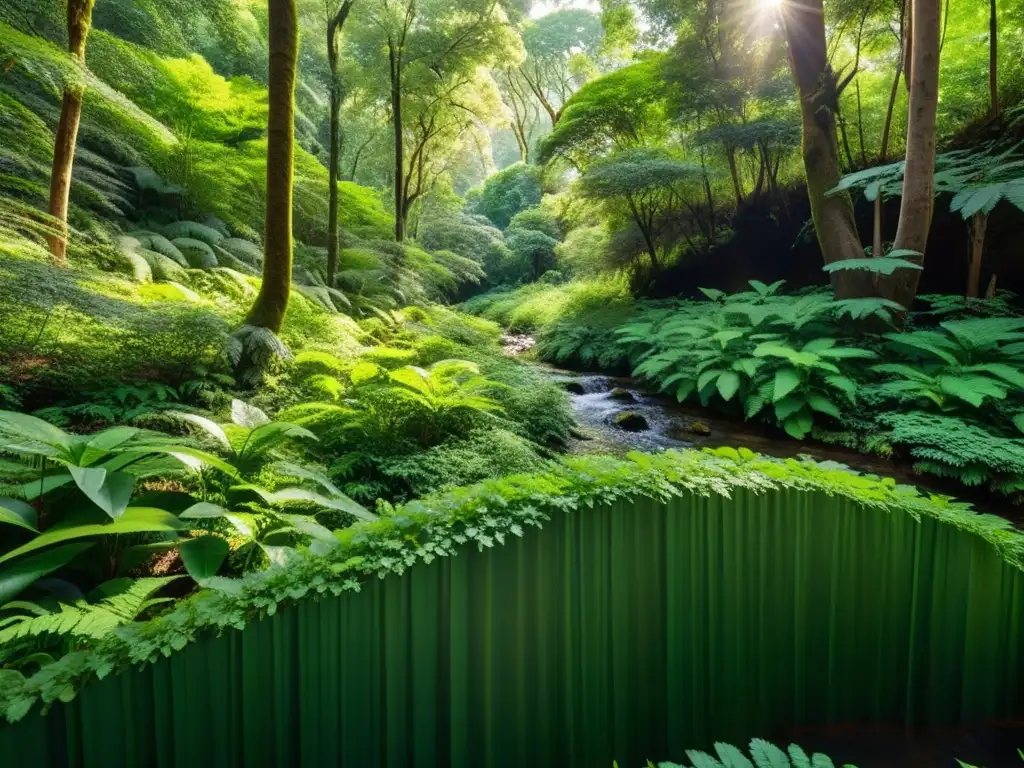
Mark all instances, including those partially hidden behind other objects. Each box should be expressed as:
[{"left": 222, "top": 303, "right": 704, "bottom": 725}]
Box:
[
  {"left": 564, "top": 381, "right": 586, "bottom": 395},
  {"left": 688, "top": 421, "right": 711, "bottom": 436},
  {"left": 608, "top": 387, "right": 636, "bottom": 403},
  {"left": 612, "top": 411, "right": 649, "bottom": 432}
]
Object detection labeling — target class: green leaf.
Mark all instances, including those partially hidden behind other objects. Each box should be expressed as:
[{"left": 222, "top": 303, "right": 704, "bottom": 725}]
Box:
[
  {"left": 68, "top": 466, "right": 134, "bottom": 520},
  {"left": 172, "top": 412, "right": 231, "bottom": 451},
  {"left": 180, "top": 536, "right": 228, "bottom": 581},
  {"left": 783, "top": 410, "right": 814, "bottom": 439},
  {"left": 698, "top": 287, "right": 726, "bottom": 301},
  {"left": 821, "top": 257, "right": 923, "bottom": 276},
  {"left": 179, "top": 502, "right": 228, "bottom": 519},
  {"left": 0, "top": 508, "right": 183, "bottom": 565},
  {"left": 1013, "top": 414, "right": 1024, "bottom": 434},
  {"left": 0, "top": 543, "right": 94, "bottom": 605},
  {"left": 231, "top": 399, "right": 270, "bottom": 429},
  {"left": 240, "top": 485, "right": 376, "bottom": 521},
  {"left": 807, "top": 394, "right": 842, "bottom": 419},
  {"left": 0, "top": 498, "right": 38, "bottom": 532},
  {"left": 774, "top": 395, "right": 805, "bottom": 421},
  {"left": 0, "top": 410, "right": 75, "bottom": 455},
  {"left": 749, "top": 738, "right": 792, "bottom": 768},
  {"left": 773, "top": 367, "right": 801, "bottom": 402},
  {"left": 685, "top": 751, "right": 724, "bottom": 768},
  {"left": 787, "top": 745, "right": 811, "bottom": 768},
  {"left": 717, "top": 371, "right": 741, "bottom": 401},
  {"left": 714, "top": 742, "right": 755, "bottom": 768}
]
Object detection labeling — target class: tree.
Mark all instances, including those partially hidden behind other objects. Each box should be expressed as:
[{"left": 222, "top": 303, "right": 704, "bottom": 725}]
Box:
[
  {"left": 515, "top": 9, "right": 604, "bottom": 127},
  {"left": 47, "top": 0, "right": 97, "bottom": 266},
  {"left": 325, "top": 0, "right": 356, "bottom": 288},
  {"left": 497, "top": 68, "right": 540, "bottom": 164},
  {"left": 578, "top": 148, "right": 701, "bottom": 276},
  {"left": 776, "top": 0, "right": 867, "bottom": 296},
  {"left": 245, "top": 0, "right": 299, "bottom": 333},
  {"left": 885, "top": 0, "right": 941, "bottom": 308},
  {"left": 472, "top": 162, "right": 542, "bottom": 229},
  {"left": 538, "top": 57, "right": 669, "bottom": 169},
  {"left": 346, "top": 0, "right": 521, "bottom": 241}
]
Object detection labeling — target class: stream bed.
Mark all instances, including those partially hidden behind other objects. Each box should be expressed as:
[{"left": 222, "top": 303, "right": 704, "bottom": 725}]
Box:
[{"left": 504, "top": 335, "right": 1017, "bottom": 519}]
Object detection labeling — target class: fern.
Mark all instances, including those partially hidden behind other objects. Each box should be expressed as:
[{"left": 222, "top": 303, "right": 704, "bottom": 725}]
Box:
[
  {"left": 655, "top": 738, "right": 848, "bottom": 768},
  {"left": 0, "top": 577, "right": 178, "bottom": 647}
]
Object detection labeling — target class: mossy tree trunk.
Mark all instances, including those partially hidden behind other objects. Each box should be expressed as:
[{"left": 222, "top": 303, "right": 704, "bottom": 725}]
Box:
[
  {"left": 245, "top": 0, "right": 299, "bottom": 333},
  {"left": 883, "top": 0, "right": 941, "bottom": 309},
  {"left": 47, "top": 0, "right": 96, "bottom": 267},
  {"left": 780, "top": 0, "right": 868, "bottom": 297},
  {"left": 326, "top": 0, "right": 355, "bottom": 288}
]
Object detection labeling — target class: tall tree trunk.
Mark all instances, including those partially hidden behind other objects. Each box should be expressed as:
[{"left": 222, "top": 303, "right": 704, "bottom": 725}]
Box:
[
  {"left": 780, "top": 0, "right": 867, "bottom": 296},
  {"left": 989, "top": 0, "right": 998, "bottom": 118},
  {"left": 966, "top": 213, "right": 987, "bottom": 298},
  {"left": 874, "top": 29, "right": 906, "bottom": 260},
  {"left": 855, "top": 82, "right": 867, "bottom": 167},
  {"left": 245, "top": 0, "right": 298, "bottom": 332},
  {"left": 327, "top": 83, "right": 341, "bottom": 286},
  {"left": 326, "top": 1, "right": 355, "bottom": 288},
  {"left": 389, "top": 41, "right": 405, "bottom": 242},
  {"left": 725, "top": 146, "right": 743, "bottom": 206},
  {"left": 884, "top": 0, "right": 942, "bottom": 308},
  {"left": 47, "top": 0, "right": 96, "bottom": 266}
]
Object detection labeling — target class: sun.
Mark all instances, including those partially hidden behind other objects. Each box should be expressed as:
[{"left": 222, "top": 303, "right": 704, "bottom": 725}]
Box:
[{"left": 762, "top": 0, "right": 784, "bottom": 7}]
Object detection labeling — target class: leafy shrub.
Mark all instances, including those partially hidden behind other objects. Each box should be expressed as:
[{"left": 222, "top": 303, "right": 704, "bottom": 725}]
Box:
[{"left": 470, "top": 162, "right": 543, "bottom": 229}]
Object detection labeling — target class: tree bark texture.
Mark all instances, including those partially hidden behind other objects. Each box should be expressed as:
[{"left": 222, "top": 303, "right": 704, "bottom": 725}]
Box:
[
  {"left": 389, "top": 40, "right": 405, "bottom": 242},
  {"left": 47, "top": 0, "right": 96, "bottom": 266},
  {"left": 781, "top": 0, "right": 868, "bottom": 297},
  {"left": 966, "top": 213, "right": 987, "bottom": 298},
  {"left": 245, "top": 0, "right": 299, "bottom": 333},
  {"left": 886, "top": 0, "right": 941, "bottom": 308}
]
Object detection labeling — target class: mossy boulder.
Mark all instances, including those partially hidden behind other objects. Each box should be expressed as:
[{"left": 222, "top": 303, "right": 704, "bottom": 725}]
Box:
[
  {"left": 563, "top": 380, "right": 586, "bottom": 395},
  {"left": 612, "top": 411, "right": 649, "bottom": 431},
  {"left": 608, "top": 387, "right": 636, "bottom": 402},
  {"left": 173, "top": 238, "right": 218, "bottom": 269}
]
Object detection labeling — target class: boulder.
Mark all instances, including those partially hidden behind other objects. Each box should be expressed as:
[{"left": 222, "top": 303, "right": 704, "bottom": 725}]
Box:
[
  {"left": 608, "top": 387, "right": 636, "bottom": 403},
  {"left": 612, "top": 411, "right": 649, "bottom": 432}
]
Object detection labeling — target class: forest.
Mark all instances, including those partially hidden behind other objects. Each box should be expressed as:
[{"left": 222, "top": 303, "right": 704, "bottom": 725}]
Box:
[{"left": 1, "top": 0, "right": 1024, "bottom": 765}]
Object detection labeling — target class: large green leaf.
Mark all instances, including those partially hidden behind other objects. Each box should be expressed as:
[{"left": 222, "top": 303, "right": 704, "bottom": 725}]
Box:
[
  {"left": 0, "top": 498, "right": 38, "bottom": 532},
  {"left": 241, "top": 485, "right": 376, "bottom": 521},
  {"left": 821, "top": 257, "right": 922, "bottom": 276},
  {"left": 783, "top": 410, "right": 814, "bottom": 440},
  {"left": 172, "top": 412, "right": 231, "bottom": 451},
  {"left": 180, "top": 536, "right": 228, "bottom": 581},
  {"left": 0, "top": 411, "right": 75, "bottom": 455},
  {"left": 716, "top": 371, "right": 741, "bottom": 401},
  {"left": 68, "top": 466, "right": 134, "bottom": 520},
  {"left": 0, "top": 543, "right": 94, "bottom": 604},
  {"left": 0, "top": 508, "right": 183, "bottom": 565},
  {"left": 772, "top": 367, "right": 801, "bottom": 402}
]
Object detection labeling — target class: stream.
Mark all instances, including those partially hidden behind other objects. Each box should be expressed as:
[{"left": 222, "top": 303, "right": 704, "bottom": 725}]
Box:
[{"left": 502, "top": 334, "right": 1017, "bottom": 519}]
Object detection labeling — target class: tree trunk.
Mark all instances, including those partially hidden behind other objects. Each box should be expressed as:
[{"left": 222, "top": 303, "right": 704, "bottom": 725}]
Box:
[
  {"left": 389, "top": 42, "right": 405, "bottom": 242},
  {"left": 47, "top": 0, "right": 96, "bottom": 266},
  {"left": 989, "top": 0, "right": 998, "bottom": 118},
  {"left": 855, "top": 82, "right": 867, "bottom": 167},
  {"left": 966, "top": 213, "right": 987, "bottom": 298},
  {"left": 725, "top": 146, "right": 743, "bottom": 205},
  {"left": 326, "top": 1, "right": 355, "bottom": 288},
  {"left": 327, "top": 83, "right": 341, "bottom": 287},
  {"left": 780, "top": 0, "right": 867, "bottom": 296},
  {"left": 885, "top": 0, "right": 942, "bottom": 309},
  {"left": 245, "top": 0, "right": 298, "bottom": 333},
  {"left": 874, "top": 33, "right": 905, "bottom": 261}
]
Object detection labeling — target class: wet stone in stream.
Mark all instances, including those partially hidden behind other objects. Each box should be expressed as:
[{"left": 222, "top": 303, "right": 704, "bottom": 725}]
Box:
[{"left": 612, "top": 411, "right": 649, "bottom": 431}]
